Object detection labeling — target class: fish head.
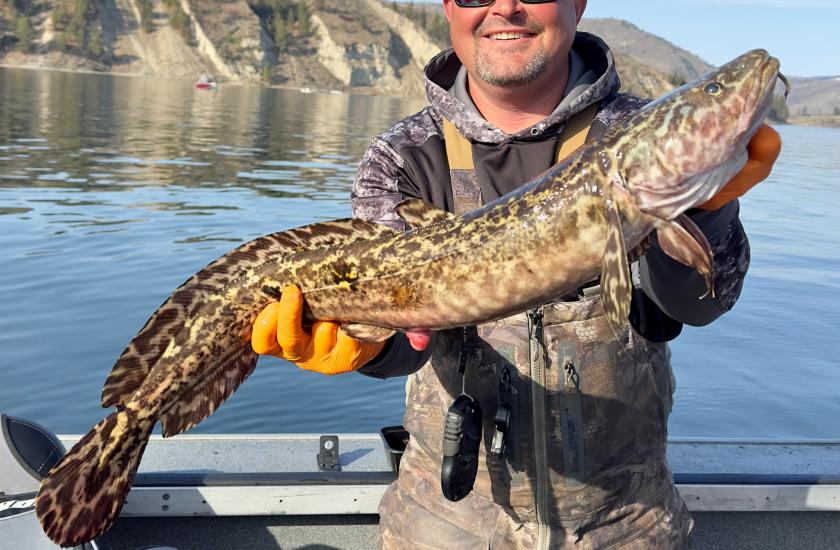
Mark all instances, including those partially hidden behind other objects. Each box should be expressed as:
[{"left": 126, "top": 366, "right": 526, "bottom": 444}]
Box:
[{"left": 618, "top": 49, "right": 786, "bottom": 220}]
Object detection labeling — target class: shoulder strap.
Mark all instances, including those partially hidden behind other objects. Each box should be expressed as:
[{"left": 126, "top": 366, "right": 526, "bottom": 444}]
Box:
[
  {"left": 554, "top": 102, "right": 600, "bottom": 162},
  {"left": 442, "top": 117, "right": 474, "bottom": 169}
]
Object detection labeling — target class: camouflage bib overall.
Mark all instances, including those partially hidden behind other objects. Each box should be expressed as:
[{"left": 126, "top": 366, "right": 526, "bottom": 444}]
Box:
[{"left": 377, "top": 109, "right": 692, "bottom": 549}]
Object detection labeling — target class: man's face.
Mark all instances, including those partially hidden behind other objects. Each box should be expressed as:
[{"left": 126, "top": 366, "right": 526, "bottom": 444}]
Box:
[{"left": 443, "top": 0, "right": 586, "bottom": 88}]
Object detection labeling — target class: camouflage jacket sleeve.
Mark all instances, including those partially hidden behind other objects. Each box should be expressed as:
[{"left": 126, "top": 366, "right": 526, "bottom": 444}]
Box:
[
  {"left": 350, "top": 137, "right": 409, "bottom": 231},
  {"left": 639, "top": 200, "right": 750, "bottom": 326},
  {"left": 351, "top": 133, "right": 435, "bottom": 379}
]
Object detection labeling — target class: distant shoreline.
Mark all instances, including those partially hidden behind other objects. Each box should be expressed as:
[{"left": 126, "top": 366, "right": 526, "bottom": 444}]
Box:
[
  {"left": 0, "top": 63, "right": 426, "bottom": 100},
  {"left": 787, "top": 115, "right": 840, "bottom": 129},
  {"left": 2, "top": 63, "right": 837, "bottom": 129}
]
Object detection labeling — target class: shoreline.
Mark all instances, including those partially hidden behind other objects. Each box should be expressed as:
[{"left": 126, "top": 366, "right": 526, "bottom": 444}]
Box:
[
  {"left": 786, "top": 115, "right": 840, "bottom": 129},
  {"left": 1, "top": 64, "right": 837, "bottom": 127},
  {"left": 0, "top": 63, "right": 427, "bottom": 100}
]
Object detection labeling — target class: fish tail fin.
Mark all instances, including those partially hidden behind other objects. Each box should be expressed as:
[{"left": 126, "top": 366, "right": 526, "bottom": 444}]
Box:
[{"left": 36, "top": 409, "right": 153, "bottom": 547}]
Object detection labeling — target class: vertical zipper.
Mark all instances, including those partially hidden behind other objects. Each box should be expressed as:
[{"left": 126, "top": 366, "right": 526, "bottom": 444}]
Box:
[
  {"left": 528, "top": 307, "right": 550, "bottom": 549},
  {"left": 560, "top": 360, "right": 585, "bottom": 485}
]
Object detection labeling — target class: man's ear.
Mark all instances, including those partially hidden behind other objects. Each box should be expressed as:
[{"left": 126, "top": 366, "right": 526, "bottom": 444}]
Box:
[
  {"left": 443, "top": 0, "right": 454, "bottom": 22},
  {"left": 574, "top": 0, "right": 587, "bottom": 23}
]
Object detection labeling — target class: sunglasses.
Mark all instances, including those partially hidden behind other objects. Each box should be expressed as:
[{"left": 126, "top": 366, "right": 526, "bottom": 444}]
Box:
[{"left": 454, "top": 0, "right": 556, "bottom": 6}]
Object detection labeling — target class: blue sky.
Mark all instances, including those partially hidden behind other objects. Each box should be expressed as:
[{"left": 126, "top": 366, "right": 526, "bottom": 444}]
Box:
[
  {"left": 582, "top": 0, "right": 840, "bottom": 77},
  {"left": 410, "top": 1, "right": 840, "bottom": 77}
]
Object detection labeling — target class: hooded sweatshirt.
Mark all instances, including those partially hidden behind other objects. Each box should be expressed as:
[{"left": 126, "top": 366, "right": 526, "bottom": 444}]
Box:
[{"left": 352, "top": 33, "right": 750, "bottom": 378}]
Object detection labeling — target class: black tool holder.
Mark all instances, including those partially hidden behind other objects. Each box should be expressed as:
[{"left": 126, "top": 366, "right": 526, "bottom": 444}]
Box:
[{"left": 440, "top": 328, "right": 483, "bottom": 502}]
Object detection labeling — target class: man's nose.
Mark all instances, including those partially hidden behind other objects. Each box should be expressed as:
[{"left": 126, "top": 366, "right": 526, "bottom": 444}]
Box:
[{"left": 488, "top": 0, "right": 525, "bottom": 17}]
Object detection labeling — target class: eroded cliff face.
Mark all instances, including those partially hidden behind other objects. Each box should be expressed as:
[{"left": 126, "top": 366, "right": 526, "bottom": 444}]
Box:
[
  {"left": 0, "top": 0, "right": 443, "bottom": 95},
  {"left": 2, "top": 0, "right": 701, "bottom": 101}
]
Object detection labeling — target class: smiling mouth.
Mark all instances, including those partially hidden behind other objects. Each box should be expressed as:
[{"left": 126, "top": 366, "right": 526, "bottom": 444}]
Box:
[{"left": 486, "top": 31, "right": 534, "bottom": 40}]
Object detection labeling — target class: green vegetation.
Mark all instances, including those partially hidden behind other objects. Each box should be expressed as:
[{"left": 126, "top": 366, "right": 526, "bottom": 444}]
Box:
[
  {"left": 248, "top": 0, "right": 313, "bottom": 54},
  {"left": 48, "top": 0, "right": 108, "bottom": 60},
  {"left": 273, "top": 12, "right": 288, "bottom": 50},
  {"left": 135, "top": 0, "right": 192, "bottom": 44},
  {"left": 50, "top": 2, "right": 67, "bottom": 29},
  {"left": 136, "top": 0, "right": 155, "bottom": 33},
  {"left": 163, "top": 0, "right": 194, "bottom": 45},
  {"left": 833, "top": 107, "right": 840, "bottom": 116},
  {"left": 3, "top": 0, "right": 33, "bottom": 53},
  {"left": 296, "top": 0, "right": 309, "bottom": 35},
  {"left": 15, "top": 15, "right": 32, "bottom": 52},
  {"left": 390, "top": 0, "right": 450, "bottom": 47},
  {"left": 87, "top": 25, "right": 103, "bottom": 57},
  {"left": 769, "top": 95, "right": 789, "bottom": 122}
]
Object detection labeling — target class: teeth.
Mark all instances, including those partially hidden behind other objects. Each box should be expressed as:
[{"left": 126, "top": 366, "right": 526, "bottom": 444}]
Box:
[{"left": 490, "top": 32, "right": 526, "bottom": 40}]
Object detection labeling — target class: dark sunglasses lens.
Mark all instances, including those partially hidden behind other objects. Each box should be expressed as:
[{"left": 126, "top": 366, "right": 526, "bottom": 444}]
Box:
[
  {"left": 454, "top": 0, "right": 494, "bottom": 6},
  {"left": 454, "top": 0, "right": 555, "bottom": 6}
]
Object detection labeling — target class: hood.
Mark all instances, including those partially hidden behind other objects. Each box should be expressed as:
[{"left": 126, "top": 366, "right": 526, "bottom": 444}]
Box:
[{"left": 424, "top": 32, "right": 621, "bottom": 144}]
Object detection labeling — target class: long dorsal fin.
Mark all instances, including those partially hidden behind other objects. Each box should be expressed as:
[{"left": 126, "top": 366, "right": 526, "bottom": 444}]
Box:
[
  {"left": 101, "top": 218, "right": 396, "bottom": 408},
  {"left": 395, "top": 198, "right": 456, "bottom": 230}
]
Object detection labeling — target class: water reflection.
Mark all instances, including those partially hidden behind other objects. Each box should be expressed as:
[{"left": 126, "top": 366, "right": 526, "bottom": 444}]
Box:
[
  {"left": 0, "top": 67, "right": 423, "bottom": 434},
  {"left": 0, "top": 67, "right": 425, "bottom": 205}
]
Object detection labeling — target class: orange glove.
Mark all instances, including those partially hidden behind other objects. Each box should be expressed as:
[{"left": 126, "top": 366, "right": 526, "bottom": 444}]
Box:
[
  {"left": 697, "top": 124, "right": 781, "bottom": 210},
  {"left": 251, "top": 285, "right": 385, "bottom": 375}
]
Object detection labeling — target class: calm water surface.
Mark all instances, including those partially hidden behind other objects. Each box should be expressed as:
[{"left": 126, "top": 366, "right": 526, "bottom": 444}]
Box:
[{"left": 1, "top": 68, "right": 838, "bottom": 439}]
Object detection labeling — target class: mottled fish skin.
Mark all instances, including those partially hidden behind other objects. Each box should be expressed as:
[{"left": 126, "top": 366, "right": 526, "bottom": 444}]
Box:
[{"left": 36, "top": 49, "right": 783, "bottom": 547}]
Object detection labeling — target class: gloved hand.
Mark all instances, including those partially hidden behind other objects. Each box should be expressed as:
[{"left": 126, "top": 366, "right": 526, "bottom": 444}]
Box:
[
  {"left": 697, "top": 123, "right": 781, "bottom": 210},
  {"left": 251, "top": 285, "right": 385, "bottom": 375}
]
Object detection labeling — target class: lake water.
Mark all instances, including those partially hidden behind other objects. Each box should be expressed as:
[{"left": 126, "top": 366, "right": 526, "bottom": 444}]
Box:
[{"left": 1, "top": 68, "right": 838, "bottom": 440}]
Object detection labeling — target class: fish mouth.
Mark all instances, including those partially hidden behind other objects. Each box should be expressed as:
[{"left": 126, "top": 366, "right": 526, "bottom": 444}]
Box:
[{"left": 740, "top": 53, "right": 783, "bottom": 137}]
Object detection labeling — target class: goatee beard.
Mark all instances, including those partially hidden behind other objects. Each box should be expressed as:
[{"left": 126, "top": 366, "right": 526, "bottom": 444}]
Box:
[{"left": 474, "top": 47, "right": 549, "bottom": 88}]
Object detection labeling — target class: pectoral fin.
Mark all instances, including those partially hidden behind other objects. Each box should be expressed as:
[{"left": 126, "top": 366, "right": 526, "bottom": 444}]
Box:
[
  {"left": 600, "top": 199, "right": 632, "bottom": 327},
  {"left": 656, "top": 214, "right": 715, "bottom": 298},
  {"left": 340, "top": 323, "right": 396, "bottom": 343}
]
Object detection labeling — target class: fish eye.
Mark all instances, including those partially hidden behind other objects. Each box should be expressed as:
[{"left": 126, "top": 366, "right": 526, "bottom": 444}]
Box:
[{"left": 704, "top": 82, "right": 724, "bottom": 97}]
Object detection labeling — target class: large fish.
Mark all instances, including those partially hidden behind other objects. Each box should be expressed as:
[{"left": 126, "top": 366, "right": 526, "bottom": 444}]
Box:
[{"left": 37, "top": 49, "right": 786, "bottom": 546}]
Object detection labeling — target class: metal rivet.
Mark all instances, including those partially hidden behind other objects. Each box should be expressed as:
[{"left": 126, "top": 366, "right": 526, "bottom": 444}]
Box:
[
  {"left": 530, "top": 127, "right": 540, "bottom": 136},
  {"left": 162, "top": 493, "right": 170, "bottom": 501}
]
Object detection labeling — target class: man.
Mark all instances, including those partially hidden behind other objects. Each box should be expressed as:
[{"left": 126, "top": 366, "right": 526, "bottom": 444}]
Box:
[{"left": 252, "top": 0, "right": 781, "bottom": 547}]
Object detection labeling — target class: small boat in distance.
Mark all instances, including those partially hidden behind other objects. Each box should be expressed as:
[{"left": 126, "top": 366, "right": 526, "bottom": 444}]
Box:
[{"left": 195, "top": 74, "right": 218, "bottom": 90}]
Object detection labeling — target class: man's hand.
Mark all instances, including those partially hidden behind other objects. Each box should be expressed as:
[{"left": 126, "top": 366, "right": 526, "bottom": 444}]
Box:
[
  {"left": 697, "top": 124, "right": 781, "bottom": 210},
  {"left": 251, "top": 285, "right": 385, "bottom": 375}
]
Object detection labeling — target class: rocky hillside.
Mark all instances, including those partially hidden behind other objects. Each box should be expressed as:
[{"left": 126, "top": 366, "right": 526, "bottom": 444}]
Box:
[
  {"left": 579, "top": 18, "right": 712, "bottom": 82},
  {"left": 1, "top": 0, "right": 836, "bottom": 119},
  {"left": 579, "top": 17, "right": 840, "bottom": 122},
  {"left": 0, "top": 0, "right": 688, "bottom": 98},
  {"left": 786, "top": 76, "right": 840, "bottom": 116},
  {"left": 0, "top": 0, "right": 445, "bottom": 95}
]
